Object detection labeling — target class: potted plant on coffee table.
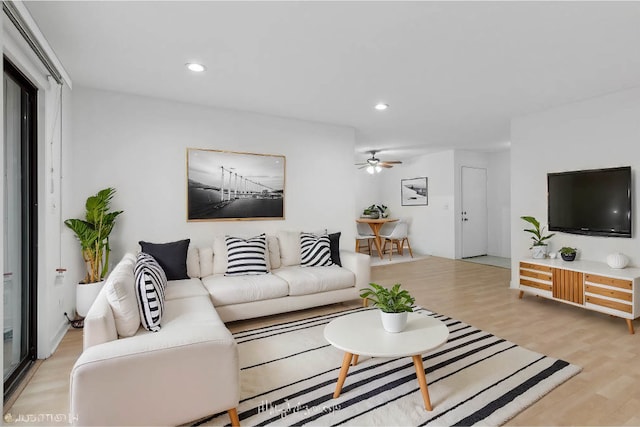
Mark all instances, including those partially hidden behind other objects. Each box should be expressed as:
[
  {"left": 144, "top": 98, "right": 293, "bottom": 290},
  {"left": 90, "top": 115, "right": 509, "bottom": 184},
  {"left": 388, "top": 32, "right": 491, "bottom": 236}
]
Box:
[
  {"left": 359, "top": 283, "right": 415, "bottom": 333},
  {"left": 65, "top": 187, "right": 123, "bottom": 317},
  {"left": 521, "top": 216, "right": 555, "bottom": 259}
]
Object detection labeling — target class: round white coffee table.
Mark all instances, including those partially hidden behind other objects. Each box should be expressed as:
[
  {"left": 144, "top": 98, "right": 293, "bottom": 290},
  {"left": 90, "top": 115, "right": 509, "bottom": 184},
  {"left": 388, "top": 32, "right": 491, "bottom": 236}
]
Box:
[{"left": 324, "top": 310, "right": 449, "bottom": 410}]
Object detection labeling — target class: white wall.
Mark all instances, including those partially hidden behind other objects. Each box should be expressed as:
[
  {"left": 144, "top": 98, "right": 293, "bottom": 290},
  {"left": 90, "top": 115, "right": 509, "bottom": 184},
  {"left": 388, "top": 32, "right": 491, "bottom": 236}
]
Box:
[
  {"left": 67, "top": 87, "right": 357, "bottom": 283},
  {"left": 370, "top": 150, "right": 457, "bottom": 258},
  {"left": 354, "top": 166, "right": 383, "bottom": 219},
  {"left": 488, "top": 150, "right": 511, "bottom": 257},
  {"left": 510, "top": 86, "right": 640, "bottom": 287},
  {"left": 363, "top": 148, "right": 511, "bottom": 260}
]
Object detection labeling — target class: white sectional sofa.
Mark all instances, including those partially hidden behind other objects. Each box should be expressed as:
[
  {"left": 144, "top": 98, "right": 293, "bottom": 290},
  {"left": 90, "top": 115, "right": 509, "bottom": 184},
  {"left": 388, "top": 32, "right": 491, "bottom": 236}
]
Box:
[{"left": 70, "top": 232, "right": 369, "bottom": 426}]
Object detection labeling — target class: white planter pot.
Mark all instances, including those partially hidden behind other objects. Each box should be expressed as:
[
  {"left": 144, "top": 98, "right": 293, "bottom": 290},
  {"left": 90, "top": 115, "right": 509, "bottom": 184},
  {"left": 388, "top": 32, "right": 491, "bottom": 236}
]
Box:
[
  {"left": 531, "top": 245, "right": 547, "bottom": 259},
  {"left": 76, "top": 280, "right": 105, "bottom": 318},
  {"left": 380, "top": 311, "right": 408, "bottom": 333},
  {"left": 607, "top": 253, "right": 629, "bottom": 269}
]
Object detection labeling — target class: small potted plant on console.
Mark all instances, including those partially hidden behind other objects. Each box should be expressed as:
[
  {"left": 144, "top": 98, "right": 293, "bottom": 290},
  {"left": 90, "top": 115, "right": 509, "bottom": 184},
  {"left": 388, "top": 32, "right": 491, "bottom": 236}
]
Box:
[
  {"left": 521, "top": 216, "right": 555, "bottom": 259},
  {"left": 359, "top": 283, "right": 415, "bottom": 333},
  {"left": 560, "top": 247, "right": 577, "bottom": 261}
]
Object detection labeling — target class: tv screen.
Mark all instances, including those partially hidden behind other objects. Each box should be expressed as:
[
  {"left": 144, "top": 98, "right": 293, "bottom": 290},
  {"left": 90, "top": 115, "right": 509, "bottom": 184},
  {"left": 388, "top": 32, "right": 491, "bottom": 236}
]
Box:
[{"left": 547, "top": 166, "right": 632, "bottom": 238}]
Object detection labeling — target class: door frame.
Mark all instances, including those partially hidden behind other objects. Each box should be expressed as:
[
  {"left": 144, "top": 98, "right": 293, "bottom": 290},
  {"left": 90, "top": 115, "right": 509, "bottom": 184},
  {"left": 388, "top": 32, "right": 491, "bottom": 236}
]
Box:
[{"left": 3, "top": 57, "right": 38, "bottom": 401}]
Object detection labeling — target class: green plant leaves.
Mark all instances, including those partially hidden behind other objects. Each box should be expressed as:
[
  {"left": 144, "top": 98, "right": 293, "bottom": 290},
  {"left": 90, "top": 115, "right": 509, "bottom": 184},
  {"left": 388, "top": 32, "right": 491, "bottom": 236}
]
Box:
[
  {"left": 520, "top": 215, "right": 555, "bottom": 248},
  {"left": 65, "top": 187, "right": 123, "bottom": 283},
  {"left": 359, "top": 282, "right": 415, "bottom": 313}
]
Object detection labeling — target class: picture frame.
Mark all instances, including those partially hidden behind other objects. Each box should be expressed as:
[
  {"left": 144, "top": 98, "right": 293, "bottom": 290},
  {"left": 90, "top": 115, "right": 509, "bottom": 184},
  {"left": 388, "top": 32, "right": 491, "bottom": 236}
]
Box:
[
  {"left": 187, "top": 148, "right": 285, "bottom": 221},
  {"left": 401, "top": 177, "right": 428, "bottom": 206}
]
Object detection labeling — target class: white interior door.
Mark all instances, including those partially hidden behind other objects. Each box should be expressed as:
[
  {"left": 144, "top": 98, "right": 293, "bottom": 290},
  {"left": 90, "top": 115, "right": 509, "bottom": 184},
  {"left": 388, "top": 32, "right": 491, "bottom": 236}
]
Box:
[{"left": 461, "top": 166, "right": 488, "bottom": 258}]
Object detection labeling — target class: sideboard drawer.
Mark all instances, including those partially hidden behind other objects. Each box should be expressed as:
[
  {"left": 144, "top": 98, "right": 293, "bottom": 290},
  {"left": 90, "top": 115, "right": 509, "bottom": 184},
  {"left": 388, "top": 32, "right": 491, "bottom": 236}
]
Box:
[
  {"left": 585, "top": 274, "right": 632, "bottom": 290},
  {"left": 585, "top": 295, "right": 632, "bottom": 314},
  {"left": 585, "top": 284, "right": 632, "bottom": 302}
]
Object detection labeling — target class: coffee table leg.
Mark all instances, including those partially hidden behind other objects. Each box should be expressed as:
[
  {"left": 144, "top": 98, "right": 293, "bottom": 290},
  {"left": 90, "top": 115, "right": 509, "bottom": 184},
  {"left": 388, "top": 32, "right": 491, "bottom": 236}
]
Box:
[
  {"left": 334, "top": 352, "right": 353, "bottom": 398},
  {"left": 412, "top": 355, "right": 433, "bottom": 411},
  {"left": 352, "top": 354, "right": 359, "bottom": 366}
]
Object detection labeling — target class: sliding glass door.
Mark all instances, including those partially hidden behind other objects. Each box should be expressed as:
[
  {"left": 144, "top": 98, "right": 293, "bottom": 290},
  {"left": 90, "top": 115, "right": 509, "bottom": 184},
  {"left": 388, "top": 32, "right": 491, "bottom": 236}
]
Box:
[{"left": 3, "top": 58, "right": 38, "bottom": 399}]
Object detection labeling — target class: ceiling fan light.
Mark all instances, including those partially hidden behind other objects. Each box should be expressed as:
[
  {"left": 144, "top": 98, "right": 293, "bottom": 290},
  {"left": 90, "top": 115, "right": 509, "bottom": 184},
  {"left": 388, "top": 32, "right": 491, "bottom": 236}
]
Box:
[
  {"left": 375, "top": 165, "right": 382, "bottom": 173},
  {"left": 374, "top": 103, "right": 389, "bottom": 111},
  {"left": 367, "top": 166, "right": 375, "bottom": 174}
]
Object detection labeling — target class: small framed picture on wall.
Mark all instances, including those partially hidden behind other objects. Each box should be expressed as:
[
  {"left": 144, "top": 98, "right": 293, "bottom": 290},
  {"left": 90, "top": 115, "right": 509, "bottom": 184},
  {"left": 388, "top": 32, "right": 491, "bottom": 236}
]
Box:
[{"left": 401, "top": 177, "right": 428, "bottom": 206}]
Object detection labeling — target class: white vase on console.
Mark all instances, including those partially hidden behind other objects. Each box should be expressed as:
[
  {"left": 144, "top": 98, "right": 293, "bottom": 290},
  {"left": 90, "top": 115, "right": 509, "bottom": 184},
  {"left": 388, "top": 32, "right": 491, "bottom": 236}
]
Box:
[
  {"left": 531, "top": 245, "right": 547, "bottom": 259},
  {"left": 607, "top": 253, "right": 629, "bottom": 269}
]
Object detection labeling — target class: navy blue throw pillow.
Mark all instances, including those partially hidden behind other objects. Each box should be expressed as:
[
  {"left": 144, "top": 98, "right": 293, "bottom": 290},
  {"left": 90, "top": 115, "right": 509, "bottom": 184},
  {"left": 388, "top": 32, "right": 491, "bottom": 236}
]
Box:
[
  {"left": 139, "top": 239, "right": 190, "bottom": 281},
  {"left": 328, "top": 232, "right": 342, "bottom": 267}
]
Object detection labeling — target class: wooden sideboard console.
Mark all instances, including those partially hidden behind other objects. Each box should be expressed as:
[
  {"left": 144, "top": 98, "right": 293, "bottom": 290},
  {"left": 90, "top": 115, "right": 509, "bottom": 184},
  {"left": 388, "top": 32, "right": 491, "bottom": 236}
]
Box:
[{"left": 519, "top": 259, "right": 640, "bottom": 334}]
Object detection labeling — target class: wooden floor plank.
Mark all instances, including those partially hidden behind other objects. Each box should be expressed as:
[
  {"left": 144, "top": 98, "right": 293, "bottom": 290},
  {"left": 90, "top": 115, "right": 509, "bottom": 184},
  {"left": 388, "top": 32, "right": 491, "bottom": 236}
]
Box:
[{"left": 5, "top": 256, "right": 640, "bottom": 425}]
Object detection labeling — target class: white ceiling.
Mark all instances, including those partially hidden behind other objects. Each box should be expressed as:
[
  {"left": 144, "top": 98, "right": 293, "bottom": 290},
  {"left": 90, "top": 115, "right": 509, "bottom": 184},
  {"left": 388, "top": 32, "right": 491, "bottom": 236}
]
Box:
[{"left": 25, "top": 1, "right": 640, "bottom": 161}]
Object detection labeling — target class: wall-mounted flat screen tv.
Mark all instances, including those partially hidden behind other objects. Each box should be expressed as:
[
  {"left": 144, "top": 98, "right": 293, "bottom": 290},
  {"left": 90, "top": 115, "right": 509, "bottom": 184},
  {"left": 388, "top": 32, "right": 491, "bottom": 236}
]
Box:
[{"left": 547, "top": 166, "right": 632, "bottom": 238}]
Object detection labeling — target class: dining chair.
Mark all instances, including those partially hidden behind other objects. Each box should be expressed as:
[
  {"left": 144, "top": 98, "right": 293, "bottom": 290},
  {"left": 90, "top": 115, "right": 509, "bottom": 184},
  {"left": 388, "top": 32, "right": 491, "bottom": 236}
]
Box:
[
  {"left": 355, "top": 223, "right": 375, "bottom": 255},
  {"left": 379, "top": 220, "right": 414, "bottom": 260}
]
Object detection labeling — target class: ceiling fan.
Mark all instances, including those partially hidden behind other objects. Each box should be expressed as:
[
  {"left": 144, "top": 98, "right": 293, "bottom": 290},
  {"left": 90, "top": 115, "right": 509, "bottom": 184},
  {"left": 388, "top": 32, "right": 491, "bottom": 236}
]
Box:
[{"left": 355, "top": 151, "right": 402, "bottom": 174}]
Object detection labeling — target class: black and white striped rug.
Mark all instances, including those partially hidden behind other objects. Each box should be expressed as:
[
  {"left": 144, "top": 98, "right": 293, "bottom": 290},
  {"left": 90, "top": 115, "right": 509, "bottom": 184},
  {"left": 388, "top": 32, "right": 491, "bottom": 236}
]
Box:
[{"left": 198, "top": 307, "right": 580, "bottom": 426}]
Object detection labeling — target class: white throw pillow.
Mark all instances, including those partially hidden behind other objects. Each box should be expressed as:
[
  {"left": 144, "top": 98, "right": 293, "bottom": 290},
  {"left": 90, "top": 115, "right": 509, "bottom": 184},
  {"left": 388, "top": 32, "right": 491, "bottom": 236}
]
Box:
[
  {"left": 105, "top": 253, "right": 140, "bottom": 337},
  {"left": 186, "top": 247, "right": 200, "bottom": 278},
  {"left": 199, "top": 246, "right": 214, "bottom": 277},
  {"left": 267, "top": 235, "right": 281, "bottom": 270},
  {"left": 212, "top": 236, "right": 228, "bottom": 275},
  {"left": 277, "top": 230, "right": 302, "bottom": 266}
]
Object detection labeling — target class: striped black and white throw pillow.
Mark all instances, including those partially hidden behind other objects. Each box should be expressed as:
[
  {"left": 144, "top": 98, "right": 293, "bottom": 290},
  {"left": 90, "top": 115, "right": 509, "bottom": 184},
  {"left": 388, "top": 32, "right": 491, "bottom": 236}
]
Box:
[
  {"left": 300, "top": 232, "right": 334, "bottom": 267},
  {"left": 134, "top": 252, "right": 167, "bottom": 332},
  {"left": 225, "top": 234, "right": 268, "bottom": 276}
]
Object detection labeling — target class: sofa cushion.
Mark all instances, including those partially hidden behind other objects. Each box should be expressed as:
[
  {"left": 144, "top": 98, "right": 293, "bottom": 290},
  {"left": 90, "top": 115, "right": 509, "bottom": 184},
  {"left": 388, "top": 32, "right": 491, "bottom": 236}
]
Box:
[
  {"left": 277, "top": 230, "right": 301, "bottom": 266},
  {"left": 267, "top": 235, "right": 281, "bottom": 270},
  {"left": 225, "top": 234, "right": 268, "bottom": 276},
  {"left": 202, "top": 273, "right": 289, "bottom": 306},
  {"left": 104, "top": 253, "right": 140, "bottom": 337},
  {"left": 273, "top": 266, "right": 355, "bottom": 296},
  {"left": 134, "top": 252, "right": 167, "bottom": 332},
  {"left": 139, "top": 239, "right": 190, "bottom": 280},
  {"left": 164, "top": 278, "right": 209, "bottom": 301},
  {"left": 199, "top": 246, "right": 214, "bottom": 277},
  {"left": 328, "top": 232, "right": 342, "bottom": 267},
  {"left": 212, "top": 236, "right": 227, "bottom": 275},
  {"left": 186, "top": 246, "right": 200, "bottom": 278},
  {"left": 161, "top": 295, "right": 223, "bottom": 329},
  {"left": 300, "top": 233, "right": 333, "bottom": 267}
]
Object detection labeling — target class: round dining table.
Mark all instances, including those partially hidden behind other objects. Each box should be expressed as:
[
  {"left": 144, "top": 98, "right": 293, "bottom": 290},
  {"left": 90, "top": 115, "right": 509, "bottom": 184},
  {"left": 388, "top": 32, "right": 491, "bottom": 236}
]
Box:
[{"left": 356, "top": 217, "right": 398, "bottom": 258}]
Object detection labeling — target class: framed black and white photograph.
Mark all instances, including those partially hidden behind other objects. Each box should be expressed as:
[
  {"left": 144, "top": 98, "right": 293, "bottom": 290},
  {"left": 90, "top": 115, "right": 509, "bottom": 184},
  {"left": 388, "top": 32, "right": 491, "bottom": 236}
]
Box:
[
  {"left": 187, "top": 148, "right": 285, "bottom": 221},
  {"left": 401, "top": 177, "right": 428, "bottom": 206}
]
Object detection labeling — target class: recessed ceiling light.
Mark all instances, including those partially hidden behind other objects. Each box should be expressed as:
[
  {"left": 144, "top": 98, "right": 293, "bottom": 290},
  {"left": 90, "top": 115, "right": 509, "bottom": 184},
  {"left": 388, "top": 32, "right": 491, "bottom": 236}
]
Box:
[
  {"left": 375, "top": 103, "right": 389, "bottom": 111},
  {"left": 186, "top": 63, "right": 206, "bottom": 72}
]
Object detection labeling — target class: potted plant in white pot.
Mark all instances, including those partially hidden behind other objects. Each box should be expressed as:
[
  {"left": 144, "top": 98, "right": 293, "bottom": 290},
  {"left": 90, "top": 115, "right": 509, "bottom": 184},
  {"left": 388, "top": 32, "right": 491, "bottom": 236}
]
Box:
[
  {"left": 359, "top": 283, "right": 415, "bottom": 333},
  {"left": 65, "top": 187, "right": 123, "bottom": 317},
  {"left": 521, "top": 216, "right": 555, "bottom": 259}
]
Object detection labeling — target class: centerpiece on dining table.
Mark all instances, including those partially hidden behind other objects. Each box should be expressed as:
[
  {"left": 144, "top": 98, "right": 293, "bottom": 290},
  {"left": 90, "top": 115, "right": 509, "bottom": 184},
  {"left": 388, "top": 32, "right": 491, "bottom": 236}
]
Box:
[{"left": 361, "top": 204, "right": 389, "bottom": 219}]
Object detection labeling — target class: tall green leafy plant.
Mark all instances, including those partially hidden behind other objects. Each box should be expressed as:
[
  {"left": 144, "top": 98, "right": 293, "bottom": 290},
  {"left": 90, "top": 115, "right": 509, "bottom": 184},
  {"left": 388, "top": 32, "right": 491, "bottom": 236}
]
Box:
[
  {"left": 359, "top": 283, "right": 415, "bottom": 313},
  {"left": 65, "top": 188, "right": 123, "bottom": 284},
  {"left": 520, "top": 216, "right": 555, "bottom": 248}
]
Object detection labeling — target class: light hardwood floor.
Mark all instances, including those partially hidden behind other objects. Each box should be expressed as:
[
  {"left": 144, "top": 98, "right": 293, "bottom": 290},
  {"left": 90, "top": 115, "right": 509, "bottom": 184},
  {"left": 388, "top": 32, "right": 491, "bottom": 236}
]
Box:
[{"left": 6, "top": 256, "right": 640, "bottom": 425}]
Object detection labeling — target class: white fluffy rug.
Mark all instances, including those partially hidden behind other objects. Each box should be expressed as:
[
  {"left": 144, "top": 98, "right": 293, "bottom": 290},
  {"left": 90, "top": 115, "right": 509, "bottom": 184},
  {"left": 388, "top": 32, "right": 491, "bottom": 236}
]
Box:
[{"left": 198, "top": 307, "right": 580, "bottom": 426}]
